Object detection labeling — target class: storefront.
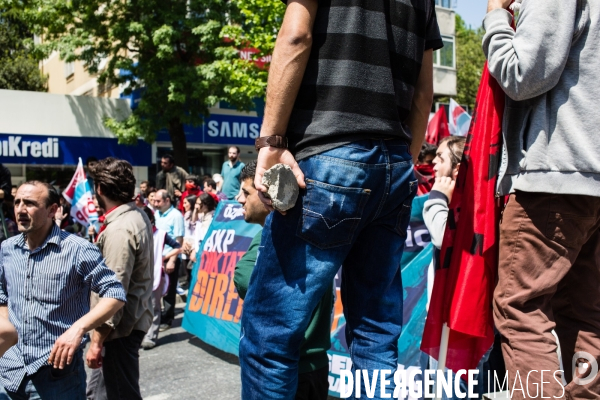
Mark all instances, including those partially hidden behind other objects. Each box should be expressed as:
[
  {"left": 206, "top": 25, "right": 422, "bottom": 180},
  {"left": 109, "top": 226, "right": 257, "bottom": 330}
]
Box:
[
  {"left": 0, "top": 89, "right": 263, "bottom": 188},
  {"left": 0, "top": 89, "right": 152, "bottom": 188},
  {"left": 153, "top": 107, "right": 262, "bottom": 178}
]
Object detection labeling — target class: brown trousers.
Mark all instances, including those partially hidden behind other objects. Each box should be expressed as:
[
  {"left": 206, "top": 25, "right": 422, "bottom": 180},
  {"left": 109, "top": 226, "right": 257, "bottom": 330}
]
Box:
[{"left": 495, "top": 191, "right": 600, "bottom": 399}]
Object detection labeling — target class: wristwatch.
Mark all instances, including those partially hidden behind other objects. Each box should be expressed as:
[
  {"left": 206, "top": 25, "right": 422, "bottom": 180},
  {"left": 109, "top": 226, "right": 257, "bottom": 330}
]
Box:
[{"left": 255, "top": 136, "right": 288, "bottom": 152}]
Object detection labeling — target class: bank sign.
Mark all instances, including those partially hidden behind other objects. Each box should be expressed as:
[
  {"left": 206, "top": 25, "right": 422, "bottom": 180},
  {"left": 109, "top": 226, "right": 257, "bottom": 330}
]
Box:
[
  {"left": 156, "top": 114, "right": 262, "bottom": 146},
  {"left": 0, "top": 134, "right": 152, "bottom": 166}
]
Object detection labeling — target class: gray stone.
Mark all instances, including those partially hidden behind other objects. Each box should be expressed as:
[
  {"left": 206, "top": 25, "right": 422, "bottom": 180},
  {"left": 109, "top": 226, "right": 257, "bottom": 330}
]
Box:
[{"left": 261, "top": 163, "right": 300, "bottom": 212}]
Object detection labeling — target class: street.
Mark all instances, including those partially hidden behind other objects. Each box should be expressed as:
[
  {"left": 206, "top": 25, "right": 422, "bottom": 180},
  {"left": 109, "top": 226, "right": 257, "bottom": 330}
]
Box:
[
  {"left": 136, "top": 303, "right": 338, "bottom": 400},
  {"left": 128, "top": 304, "right": 241, "bottom": 400}
]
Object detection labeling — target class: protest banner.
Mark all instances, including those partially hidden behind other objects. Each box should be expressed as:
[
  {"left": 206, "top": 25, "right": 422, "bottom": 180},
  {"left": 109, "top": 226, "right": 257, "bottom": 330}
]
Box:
[
  {"left": 327, "top": 194, "right": 433, "bottom": 398},
  {"left": 182, "top": 201, "right": 261, "bottom": 355},
  {"left": 183, "top": 196, "right": 433, "bottom": 398}
]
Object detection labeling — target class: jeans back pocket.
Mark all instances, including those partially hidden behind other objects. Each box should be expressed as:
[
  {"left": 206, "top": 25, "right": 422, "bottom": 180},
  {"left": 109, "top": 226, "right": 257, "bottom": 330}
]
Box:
[{"left": 297, "top": 179, "right": 371, "bottom": 250}]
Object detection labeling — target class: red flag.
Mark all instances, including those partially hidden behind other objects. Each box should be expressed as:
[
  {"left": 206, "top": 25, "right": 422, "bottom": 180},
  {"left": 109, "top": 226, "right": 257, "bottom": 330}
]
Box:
[
  {"left": 426, "top": 106, "right": 451, "bottom": 145},
  {"left": 420, "top": 62, "right": 504, "bottom": 371}
]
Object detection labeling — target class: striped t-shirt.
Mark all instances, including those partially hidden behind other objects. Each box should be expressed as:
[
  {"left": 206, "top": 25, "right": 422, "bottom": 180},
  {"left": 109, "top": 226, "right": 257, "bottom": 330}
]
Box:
[{"left": 285, "top": 0, "right": 443, "bottom": 160}]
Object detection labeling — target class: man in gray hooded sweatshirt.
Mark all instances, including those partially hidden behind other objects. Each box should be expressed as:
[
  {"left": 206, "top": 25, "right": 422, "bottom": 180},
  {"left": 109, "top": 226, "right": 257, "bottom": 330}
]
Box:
[{"left": 483, "top": 0, "right": 600, "bottom": 398}]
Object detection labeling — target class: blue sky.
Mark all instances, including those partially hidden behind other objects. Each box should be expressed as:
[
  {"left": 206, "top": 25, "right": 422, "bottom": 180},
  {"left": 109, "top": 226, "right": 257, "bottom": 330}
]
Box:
[{"left": 454, "top": 0, "right": 488, "bottom": 29}]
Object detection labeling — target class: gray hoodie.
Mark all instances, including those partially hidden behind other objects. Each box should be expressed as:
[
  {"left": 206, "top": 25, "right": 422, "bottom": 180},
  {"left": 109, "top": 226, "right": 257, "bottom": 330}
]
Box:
[{"left": 483, "top": 0, "right": 600, "bottom": 197}]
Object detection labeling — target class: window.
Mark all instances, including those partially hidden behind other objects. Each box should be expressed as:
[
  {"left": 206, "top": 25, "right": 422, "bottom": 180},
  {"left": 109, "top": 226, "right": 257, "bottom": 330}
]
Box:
[
  {"left": 434, "top": 36, "right": 455, "bottom": 69},
  {"left": 435, "top": 0, "right": 453, "bottom": 8},
  {"left": 64, "top": 62, "right": 75, "bottom": 79},
  {"left": 98, "top": 79, "right": 115, "bottom": 95}
]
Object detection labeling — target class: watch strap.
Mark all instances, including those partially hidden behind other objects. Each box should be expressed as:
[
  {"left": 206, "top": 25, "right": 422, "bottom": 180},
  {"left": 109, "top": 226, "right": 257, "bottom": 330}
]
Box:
[{"left": 255, "top": 136, "right": 288, "bottom": 152}]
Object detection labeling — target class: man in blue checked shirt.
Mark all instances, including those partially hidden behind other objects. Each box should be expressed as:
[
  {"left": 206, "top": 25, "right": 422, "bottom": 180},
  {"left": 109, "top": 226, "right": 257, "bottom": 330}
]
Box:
[{"left": 0, "top": 181, "right": 126, "bottom": 399}]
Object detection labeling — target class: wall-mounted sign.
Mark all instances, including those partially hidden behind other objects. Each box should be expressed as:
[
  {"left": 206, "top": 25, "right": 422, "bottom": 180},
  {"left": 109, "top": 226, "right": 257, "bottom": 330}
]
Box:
[
  {"left": 0, "top": 134, "right": 152, "bottom": 166},
  {"left": 156, "top": 113, "right": 263, "bottom": 147}
]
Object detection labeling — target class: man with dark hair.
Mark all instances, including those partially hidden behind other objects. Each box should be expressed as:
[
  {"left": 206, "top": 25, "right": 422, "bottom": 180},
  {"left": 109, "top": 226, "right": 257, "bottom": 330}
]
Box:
[
  {"left": 238, "top": 161, "right": 257, "bottom": 186},
  {"left": 203, "top": 178, "right": 227, "bottom": 201},
  {"left": 139, "top": 181, "right": 149, "bottom": 193},
  {"left": 177, "top": 175, "right": 203, "bottom": 213},
  {"left": 86, "top": 158, "right": 154, "bottom": 400},
  {"left": 0, "top": 181, "right": 126, "bottom": 399},
  {"left": 235, "top": 161, "right": 333, "bottom": 400},
  {"left": 241, "top": 0, "right": 441, "bottom": 397},
  {"left": 414, "top": 142, "right": 438, "bottom": 195},
  {"left": 417, "top": 142, "right": 438, "bottom": 165},
  {"left": 152, "top": 189, "right": 184, "bottom": 331},
  {"left": 85, "top": 157, "right": 99, "bottom": 195},
  {"left": 156, "top": 154, "right": 188, "bottom": 205},
  {"left": 220, "top": 146, "right": 245, "bottom": 200},
  {"left": 139, "top": 180, "right": 150, "bottom": 202}
]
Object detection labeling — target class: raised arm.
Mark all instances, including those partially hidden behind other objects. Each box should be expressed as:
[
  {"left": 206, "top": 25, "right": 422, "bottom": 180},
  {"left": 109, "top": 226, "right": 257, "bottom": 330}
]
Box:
[{"left": 483, "top": 0, "right": 578, "bottom": 101}]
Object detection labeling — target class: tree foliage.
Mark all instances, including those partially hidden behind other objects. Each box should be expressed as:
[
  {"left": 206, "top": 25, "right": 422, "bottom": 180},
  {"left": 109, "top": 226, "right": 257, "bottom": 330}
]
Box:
[
  {"left": 0, "top": 12, "right": 47, "bottom": 91},
  {"left": 455, "top": 14, "right": 486, "bottom": 111},
  {"left": 3, "top": 0, "right": 285, "bottom": 168}
]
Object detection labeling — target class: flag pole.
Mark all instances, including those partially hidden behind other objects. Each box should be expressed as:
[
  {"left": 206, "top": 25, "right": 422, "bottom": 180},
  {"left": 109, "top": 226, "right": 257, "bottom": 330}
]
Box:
[{"left": 434, "top": 323, "right": 450, "bottom": 400}]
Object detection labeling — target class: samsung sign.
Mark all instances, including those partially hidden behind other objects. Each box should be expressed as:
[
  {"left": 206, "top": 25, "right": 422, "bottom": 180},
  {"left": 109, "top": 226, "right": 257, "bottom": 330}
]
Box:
[
  {"left": 206, "top": 119, "right": 261, "bottom": 140},
  {"left": 156, "top": 114, "right": 262, "bottom": 146},
  {"left": 0, "top": 134, "right": 152, "bottom": 166}
]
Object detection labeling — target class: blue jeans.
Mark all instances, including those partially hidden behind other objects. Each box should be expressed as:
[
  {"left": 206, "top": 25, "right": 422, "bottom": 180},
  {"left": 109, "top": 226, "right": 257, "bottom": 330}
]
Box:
[
  {"left": 239, "top": 139, "right": 416, "bottom": 399},
  {"left": 5, "top": 351, "right": 86, "bottom": 400}
]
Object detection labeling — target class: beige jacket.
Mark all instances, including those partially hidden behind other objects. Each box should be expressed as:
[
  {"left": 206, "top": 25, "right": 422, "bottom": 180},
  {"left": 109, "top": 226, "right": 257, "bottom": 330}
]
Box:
[{"left": 92, "top": 202, "right": 154, "bottom": 341}]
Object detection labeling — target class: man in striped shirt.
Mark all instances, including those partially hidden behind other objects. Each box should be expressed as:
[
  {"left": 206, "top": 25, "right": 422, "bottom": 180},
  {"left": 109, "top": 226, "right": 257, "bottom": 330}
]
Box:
[
  {"left": 0, "top": 181, "right": 126, "bottom": 399},
  {"left": 240, "top": 0, "right": 442, "bottom": 398}
]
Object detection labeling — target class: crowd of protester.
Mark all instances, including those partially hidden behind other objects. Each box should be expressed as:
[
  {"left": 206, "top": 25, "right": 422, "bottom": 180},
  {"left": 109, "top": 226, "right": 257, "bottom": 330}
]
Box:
[
  {"left": 0, "top": 0, "right": 597, "bottom": 399},
  {"left": 0, "top": 153, "right": 244, "bottom": 399}
]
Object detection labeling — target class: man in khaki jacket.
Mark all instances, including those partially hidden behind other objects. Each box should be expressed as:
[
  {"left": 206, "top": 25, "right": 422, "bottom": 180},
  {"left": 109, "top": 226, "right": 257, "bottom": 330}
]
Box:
[
  {"left": 156, "top": 154, "right": 188, "bottom": 206},
  {"left": 86, "top": 157, "right": 153, "bottom": 400}
]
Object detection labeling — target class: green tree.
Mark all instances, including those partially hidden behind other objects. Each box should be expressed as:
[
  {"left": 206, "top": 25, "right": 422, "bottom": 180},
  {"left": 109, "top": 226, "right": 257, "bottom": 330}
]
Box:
[
  {"left": 0, "top": 14, "right": 47, "bottom": 91},
  {"left": 6, "top": 0, "right": 285, "bottom": 169},
  {"left": 455, "top": 14, "right": 486, "bottom": 111}
]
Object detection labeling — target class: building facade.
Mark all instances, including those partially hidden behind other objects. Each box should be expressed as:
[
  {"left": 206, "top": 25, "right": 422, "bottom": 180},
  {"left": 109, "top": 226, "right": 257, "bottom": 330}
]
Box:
[
  {"left": 0, "top": 89, "right": 151, "bottom": 186},
  {"left": 433, "top": 0, "right": 458, "bottom": 99}
]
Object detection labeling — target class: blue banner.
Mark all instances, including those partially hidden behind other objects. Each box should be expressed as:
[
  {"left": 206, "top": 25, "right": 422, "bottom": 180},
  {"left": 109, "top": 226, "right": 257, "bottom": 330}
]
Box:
[
  {"left": 182, "top": 195, "right": 433, "bottom": 398},
  {"left": 0, "top": 133, "right": 152, "bottom": 166},
  {"left": 327, "top": 194, "right": 433, "bottom": 397},
  {"left": 182, "top": 201, "right": 262, "bottom": 355},
  {"left": 156, "top": 114, "right": 262, "bottom": 147}
]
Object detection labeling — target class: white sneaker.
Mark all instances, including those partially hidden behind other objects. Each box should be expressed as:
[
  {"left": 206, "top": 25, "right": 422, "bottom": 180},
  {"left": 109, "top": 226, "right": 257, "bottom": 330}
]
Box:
[{"left": 141, "top": 340, "right": 156, "bottom": 350}]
